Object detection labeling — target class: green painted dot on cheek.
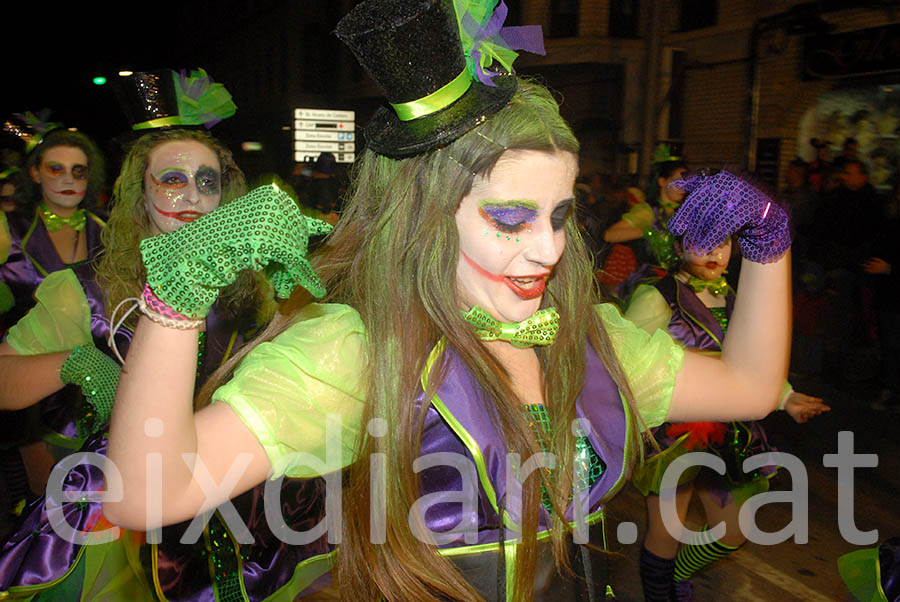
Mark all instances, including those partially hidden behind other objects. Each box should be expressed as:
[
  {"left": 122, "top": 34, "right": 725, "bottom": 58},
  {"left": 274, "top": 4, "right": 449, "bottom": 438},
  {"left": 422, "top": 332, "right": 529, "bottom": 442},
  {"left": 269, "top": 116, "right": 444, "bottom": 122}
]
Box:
[{"left": 496, "top": 233, "right": 501, "bottom": 238}]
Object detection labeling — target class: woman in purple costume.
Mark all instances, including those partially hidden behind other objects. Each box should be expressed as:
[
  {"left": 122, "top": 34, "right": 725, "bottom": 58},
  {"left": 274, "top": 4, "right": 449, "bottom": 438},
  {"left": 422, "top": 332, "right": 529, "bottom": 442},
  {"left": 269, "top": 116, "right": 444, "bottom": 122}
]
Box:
[
  {"left": 0, "top": 127, "right": 108, "bottom": 512},
  {"left": 626, "top": 233, "right": 828, "bottom": 601},
  {"left": 0, "top": 70, "right": 330, "bottom": 601}
]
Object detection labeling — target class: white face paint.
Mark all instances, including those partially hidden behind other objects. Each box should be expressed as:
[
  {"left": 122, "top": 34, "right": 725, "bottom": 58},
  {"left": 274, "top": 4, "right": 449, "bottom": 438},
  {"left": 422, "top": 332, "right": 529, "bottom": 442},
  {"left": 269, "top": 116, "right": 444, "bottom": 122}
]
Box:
[
  {"left": 30, "top": 145, "right": 89, "bottom": 214},
  {"left": 455, "top": 149, "right": 577, "bottom": 323},
  {"left": 682, "top": 238, "right": 732, "bottom": 281},
  {"left": 143, "top": 140, "right": 222, "bottom": 234}
]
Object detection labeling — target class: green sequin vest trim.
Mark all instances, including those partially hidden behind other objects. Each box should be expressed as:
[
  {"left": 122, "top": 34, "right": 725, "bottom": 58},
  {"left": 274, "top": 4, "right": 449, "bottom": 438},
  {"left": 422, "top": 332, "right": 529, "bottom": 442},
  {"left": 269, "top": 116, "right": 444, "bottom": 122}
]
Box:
[
  {"left": 524, "top": 404, "right": 606, "bottom": 513},
  {"left": 709, "top": 306, "right": 729, "bottom": 333}
]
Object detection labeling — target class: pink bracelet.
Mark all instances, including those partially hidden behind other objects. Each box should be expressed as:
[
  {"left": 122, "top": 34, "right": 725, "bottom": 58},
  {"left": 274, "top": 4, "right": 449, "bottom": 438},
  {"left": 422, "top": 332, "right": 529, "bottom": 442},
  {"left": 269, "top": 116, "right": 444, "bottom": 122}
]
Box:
[
  {"left": 142, "top": 284, "right": 192, "bottom": 320},
  {"left": 139, "top": 284, "right": 204, "bottom": 330}
]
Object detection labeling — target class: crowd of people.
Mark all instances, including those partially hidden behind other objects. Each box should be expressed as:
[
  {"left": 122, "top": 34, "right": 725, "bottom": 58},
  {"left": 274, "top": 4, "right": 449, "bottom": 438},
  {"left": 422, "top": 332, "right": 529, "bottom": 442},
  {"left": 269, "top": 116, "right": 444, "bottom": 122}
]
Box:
[{"left": 0, "top": 0, "right": 892, "bottom": 601}]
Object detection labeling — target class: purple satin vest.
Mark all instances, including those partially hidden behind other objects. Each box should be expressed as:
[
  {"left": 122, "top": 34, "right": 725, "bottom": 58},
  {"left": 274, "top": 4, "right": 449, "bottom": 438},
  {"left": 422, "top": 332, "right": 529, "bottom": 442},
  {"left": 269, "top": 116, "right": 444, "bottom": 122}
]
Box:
[
  {"left": 654, "top": 276, "right": 735, "bottom": 352},
  {"left": 416, "top": 340, "right": 629, "bottom": 547},
  {"left": 1, "top": 209, "right": 106, "bottom": 332}
]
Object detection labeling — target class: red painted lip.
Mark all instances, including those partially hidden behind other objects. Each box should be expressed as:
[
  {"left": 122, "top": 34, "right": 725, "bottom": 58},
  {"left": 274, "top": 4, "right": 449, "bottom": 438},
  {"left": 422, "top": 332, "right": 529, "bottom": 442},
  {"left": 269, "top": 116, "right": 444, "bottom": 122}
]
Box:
[
  {"left": 503, "top": 275, "right": 547, "bottom": 300},
  {"left": 153, "top": 206, "right": 206, "bottom": 222},
  {"left": 53, "top": 190, "right": 80, "bottom": 195}
]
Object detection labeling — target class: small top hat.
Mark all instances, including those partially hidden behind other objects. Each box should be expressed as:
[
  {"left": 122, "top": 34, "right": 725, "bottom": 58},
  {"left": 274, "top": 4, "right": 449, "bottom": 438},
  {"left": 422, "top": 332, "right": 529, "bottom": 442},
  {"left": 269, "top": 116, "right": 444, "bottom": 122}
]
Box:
[
  {"left": 335, "top": 0, "right": 541, "bottom": 158},
  {"left": 114, "top": 68, "right": 237, "bottom": 131}
]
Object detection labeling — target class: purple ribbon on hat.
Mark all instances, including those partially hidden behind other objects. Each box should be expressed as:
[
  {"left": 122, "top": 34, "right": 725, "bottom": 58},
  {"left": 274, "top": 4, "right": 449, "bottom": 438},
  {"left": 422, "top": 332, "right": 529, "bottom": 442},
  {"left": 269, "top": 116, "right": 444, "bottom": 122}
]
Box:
[
  {"left": 178, "top": 69, "right": 222, "bottom": 128},
  {"left": 174, "top": 68, "right": 237, "bottom": 129},
  {"left": 461, "top": 1, "right": 545, "bottom": 87}
]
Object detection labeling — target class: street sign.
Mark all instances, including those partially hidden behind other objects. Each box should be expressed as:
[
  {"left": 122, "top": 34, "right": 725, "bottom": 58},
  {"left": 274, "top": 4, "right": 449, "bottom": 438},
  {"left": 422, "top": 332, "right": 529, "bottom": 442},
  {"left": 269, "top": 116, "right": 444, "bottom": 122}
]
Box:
[
  {"left": 294, "top": 107, "right": 357, "bottom": 163},
  {"left": 293, "top": 108, "right": 355, "bottom": 121},
  {"left": 294, "top": 130, "right": 355, "bottom": 142},
  {"left": 294, "top": 141, "right": 355, "bottom": 153},
  {"left": 294, "top": 120, "right": 355, "bottom": 132},
  {"left": 295, "top": 151, "right": 355, "bottom": 163}
]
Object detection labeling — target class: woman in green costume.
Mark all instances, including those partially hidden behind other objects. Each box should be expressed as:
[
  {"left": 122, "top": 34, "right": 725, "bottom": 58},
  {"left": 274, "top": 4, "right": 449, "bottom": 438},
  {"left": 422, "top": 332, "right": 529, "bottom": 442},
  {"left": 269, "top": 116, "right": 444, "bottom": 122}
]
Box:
[{"left": 105, "top": 2, "right": 795, "bottom": 600}]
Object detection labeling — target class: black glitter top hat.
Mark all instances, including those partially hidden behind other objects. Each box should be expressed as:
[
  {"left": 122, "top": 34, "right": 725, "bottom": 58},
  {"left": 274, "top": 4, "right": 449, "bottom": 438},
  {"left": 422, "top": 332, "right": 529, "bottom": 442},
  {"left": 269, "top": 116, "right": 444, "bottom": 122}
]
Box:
[
  {"left": 335, "top": 0, "right": 544, "bottom": 158},
  {"left": 113, "top": 68, "right": 237, "bottom": 131}
]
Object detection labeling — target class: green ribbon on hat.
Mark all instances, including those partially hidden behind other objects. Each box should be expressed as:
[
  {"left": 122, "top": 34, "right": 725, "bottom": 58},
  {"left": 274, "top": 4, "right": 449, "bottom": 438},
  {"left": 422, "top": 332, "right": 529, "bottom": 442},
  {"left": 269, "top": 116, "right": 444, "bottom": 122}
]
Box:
[
  {"left": 462, "top": 305, "right": 559, "bottom": 348},
  {"left": 391, "top": 69, "right": 473, "bottom": 121}
]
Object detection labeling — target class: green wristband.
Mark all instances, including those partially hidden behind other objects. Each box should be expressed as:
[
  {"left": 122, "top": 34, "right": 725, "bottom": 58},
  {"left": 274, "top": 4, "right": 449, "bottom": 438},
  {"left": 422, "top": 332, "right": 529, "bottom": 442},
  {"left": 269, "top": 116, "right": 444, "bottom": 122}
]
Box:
[{"left": 60, "top": 345, "right": 122, "bottom": 437}]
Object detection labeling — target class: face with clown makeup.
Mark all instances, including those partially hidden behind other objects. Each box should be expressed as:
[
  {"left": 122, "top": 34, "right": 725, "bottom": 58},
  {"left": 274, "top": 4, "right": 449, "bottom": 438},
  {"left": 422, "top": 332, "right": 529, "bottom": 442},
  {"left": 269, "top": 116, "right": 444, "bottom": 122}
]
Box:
[
  {"left": 455, "top": 149, "right": 577, "bottom": 323},
  {"left": 681, "top": 238, "right": 732, "bottom": 281},
  {"left": 143, "top": 140, "right": 222, "bottom": 234},
  {"left": 29, "top": 145, "right": 89, "bottom": 215}
]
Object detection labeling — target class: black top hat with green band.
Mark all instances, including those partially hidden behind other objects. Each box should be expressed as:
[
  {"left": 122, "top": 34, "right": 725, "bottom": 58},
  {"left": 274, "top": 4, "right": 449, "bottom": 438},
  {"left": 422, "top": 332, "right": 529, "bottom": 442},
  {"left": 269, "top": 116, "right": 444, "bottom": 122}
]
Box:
[
  {"left": 113, "top": 68, "right": 237, "bottom": 131},
  {"left": 335, "top": 0, "right": 536, "bottom": 158}
]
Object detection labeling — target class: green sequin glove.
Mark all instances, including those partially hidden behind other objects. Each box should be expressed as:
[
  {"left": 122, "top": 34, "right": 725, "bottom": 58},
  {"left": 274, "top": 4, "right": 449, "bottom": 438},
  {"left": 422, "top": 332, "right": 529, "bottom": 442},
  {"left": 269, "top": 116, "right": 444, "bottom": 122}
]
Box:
[
  {"left": 140, "top": 184, "right": 332, "bottom": 319},
  {"left": 60, "top": 345, "right": 122, "bottom": 438}
]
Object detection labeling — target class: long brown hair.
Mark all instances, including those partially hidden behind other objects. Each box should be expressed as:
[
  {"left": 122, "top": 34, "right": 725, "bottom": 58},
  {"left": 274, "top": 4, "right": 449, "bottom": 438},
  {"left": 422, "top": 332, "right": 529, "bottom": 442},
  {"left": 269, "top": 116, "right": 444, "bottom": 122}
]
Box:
[{"left": 201, "top": 79, "right": 645, "bottom": 600}]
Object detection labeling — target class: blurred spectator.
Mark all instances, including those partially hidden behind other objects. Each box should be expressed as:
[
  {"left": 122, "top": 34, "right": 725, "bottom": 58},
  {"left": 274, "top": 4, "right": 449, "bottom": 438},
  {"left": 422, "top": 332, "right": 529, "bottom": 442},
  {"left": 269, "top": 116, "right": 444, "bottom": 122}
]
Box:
[
  {"left": 865, "top": 183, "right": 900, "bottom": 411},
  {"left": 307, "top": 152, "right": 342, "bottom": 223},
  {"left": 832, "top": 136, "right": 859, "bottom": 170},
  {"left": 807, "top": 138, "right": 831, "bottom": 193}
]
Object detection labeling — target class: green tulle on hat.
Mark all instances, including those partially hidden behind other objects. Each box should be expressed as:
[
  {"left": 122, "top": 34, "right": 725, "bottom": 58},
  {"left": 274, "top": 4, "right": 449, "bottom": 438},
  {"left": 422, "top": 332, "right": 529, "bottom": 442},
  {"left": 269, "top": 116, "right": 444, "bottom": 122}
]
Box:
[
  {"left": 173, "top": 68, "right": 237, "bottom": 129},
  {"left": 453, "top": 0, "right": 544, "bottom": 86}
]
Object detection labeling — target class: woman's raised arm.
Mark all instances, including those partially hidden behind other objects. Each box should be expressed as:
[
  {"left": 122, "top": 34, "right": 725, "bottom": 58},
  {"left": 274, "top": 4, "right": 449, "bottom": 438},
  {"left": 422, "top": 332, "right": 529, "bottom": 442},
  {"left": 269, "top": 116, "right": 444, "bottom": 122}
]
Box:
[
  {"left": 662, "top": 171, "right": 793, "bottom": 422},
  {"left": 104, "top": 185, "right": 332, "bottom": 529}
]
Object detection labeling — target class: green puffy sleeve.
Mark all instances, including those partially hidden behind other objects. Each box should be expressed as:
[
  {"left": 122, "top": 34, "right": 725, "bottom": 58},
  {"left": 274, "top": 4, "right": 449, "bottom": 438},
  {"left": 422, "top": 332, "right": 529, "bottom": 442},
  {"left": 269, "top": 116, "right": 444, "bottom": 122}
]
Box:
[
  {"left": 620, "top": 202, "right": 654, "bottom": 230},
  {"left": 623, "top": 284, "right": 672, "bottom": 335},
  {"left": 6, "top": 269, "right": 92, "bottom": 355},
  {"left": 212, "top": 303, "right": 367, "bottom": 479},
  {"left": 596, "top": 303, "right": 683, "bottom": 428}
]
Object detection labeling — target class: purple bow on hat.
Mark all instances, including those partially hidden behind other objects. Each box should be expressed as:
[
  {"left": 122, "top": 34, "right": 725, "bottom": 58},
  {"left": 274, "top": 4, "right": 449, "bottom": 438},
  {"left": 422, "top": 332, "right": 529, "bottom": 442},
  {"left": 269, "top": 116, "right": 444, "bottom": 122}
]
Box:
[{"left": 460, "top": 0, "right": 545, "bottom": 87}]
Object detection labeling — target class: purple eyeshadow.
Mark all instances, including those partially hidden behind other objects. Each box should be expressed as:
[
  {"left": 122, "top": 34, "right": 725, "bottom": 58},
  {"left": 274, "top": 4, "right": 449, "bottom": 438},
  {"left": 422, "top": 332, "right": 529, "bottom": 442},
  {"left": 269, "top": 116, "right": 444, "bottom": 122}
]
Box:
[{"left": 481, "top": 205, "right": 537, "bottom": 226}]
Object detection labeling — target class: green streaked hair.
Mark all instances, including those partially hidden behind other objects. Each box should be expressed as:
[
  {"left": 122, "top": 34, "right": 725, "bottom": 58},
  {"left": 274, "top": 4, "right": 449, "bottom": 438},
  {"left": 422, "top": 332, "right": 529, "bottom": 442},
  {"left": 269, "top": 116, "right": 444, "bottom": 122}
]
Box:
[
  {"left": 204, "top": 78, "right": 645, "bottom": 602},
  {"left": 96, "top": 129, "right": 259, "bottom": 329}
]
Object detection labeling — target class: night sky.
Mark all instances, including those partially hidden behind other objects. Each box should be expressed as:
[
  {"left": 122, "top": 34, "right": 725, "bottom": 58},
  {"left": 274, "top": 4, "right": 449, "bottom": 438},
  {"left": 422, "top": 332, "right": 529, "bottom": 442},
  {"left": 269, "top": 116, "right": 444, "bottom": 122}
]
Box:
[{"left": 3, "top": 6, "right": 227, "bottom": 141}]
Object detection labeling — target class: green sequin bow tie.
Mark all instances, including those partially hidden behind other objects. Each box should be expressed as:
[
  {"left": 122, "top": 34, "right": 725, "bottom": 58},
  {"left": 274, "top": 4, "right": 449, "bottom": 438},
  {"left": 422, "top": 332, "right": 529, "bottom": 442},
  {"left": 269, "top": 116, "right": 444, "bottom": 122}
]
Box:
[
  {"left": 39, "top": 203, "right": 86, "bottom": 232},
  {"left": 686, "top": 275, "right": 732, "bottom": 296},
  {"left": 462, "top": 306, "right": 559, "bottom": 348}
]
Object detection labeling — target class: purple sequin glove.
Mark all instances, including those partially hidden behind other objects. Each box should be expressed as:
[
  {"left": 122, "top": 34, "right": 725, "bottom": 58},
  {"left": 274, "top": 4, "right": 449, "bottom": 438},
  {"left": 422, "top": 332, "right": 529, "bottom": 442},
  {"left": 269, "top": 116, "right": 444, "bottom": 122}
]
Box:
[{"left": 667, "top": 170, "right": 791, "bottom": 264}]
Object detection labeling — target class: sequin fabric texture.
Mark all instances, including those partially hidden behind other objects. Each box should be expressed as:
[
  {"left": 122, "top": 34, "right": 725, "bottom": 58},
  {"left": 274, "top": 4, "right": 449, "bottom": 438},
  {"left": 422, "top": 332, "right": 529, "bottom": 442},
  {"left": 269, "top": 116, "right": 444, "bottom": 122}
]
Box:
[
  {"left": 59, "top": 344, "right": 122, "bottom": 437},
  {"left": 668, "top": 171, "right": 791, "bottom": 264},
  {"left": 140, "top": 185, "right": 332, "bottom": 318},
  {"left": 462, "top": 306, "right": 560, "bottom": 347},
  {"left": 525, "top": 404, "right": 605, "bottom": 512}
]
